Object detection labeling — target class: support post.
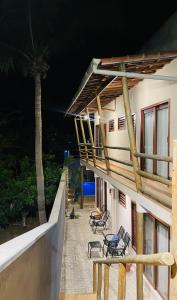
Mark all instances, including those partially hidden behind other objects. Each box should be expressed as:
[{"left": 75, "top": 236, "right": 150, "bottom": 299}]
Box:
[
  {"left": 80, "top": 165, "right": 84, "bottom": 209},
  {"left": 74, "top": 118, "right": 81, "bottom": 158},
  {"left": 104, "top": 264, "right": 110, "bottom": 300},
  {"left": 121, "top": 63, "right": 142, "bottom": 192},
  {"left": 136, "top": 204, "right": 145, "bottom": 300},
  {"left": 96, "top": 96, "right": 110, "bottom": 175},
  {"left": 118, "top": 263, "right": 126, "bottom": 300},
  {"left": 170, "top": 140, "right": 177, "bottom": 299},
  {"left": 93, "top": 263, "right": 97, "bottom": 293},
  {"left": 86, "top": 108, "right": 96, "bottom": 167},
  {"left": 80, "top": 116, "right": 88, "bottom": 162},
  {"left": 97, "top": 263, "right": 102, "bottom": 300}
]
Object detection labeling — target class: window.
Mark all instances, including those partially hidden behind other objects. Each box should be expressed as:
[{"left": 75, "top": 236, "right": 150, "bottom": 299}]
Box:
[
  {"left": 144, "top": 214, "right": 169, "bottom": 299},
  {"left": 118, "top": 116, "right": 126, "bottom": 130},
  {"left": 131, "top": 203, "right": 137, "bottom": 249},
  {"left": 118, "top": 114, "right": 136, "bottom": 131},
  {"left": 119, "top": 191, "right": 126, "bottom": 207},
  {"left": 141, "top": 102, "right": 169, "bottom": 177},
  {"left": 109, "top": 119, "right": 115, "bottom": 132}
]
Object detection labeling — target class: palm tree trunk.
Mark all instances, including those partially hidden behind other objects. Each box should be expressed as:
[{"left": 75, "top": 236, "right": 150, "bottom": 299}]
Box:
[{"left": 35, "top": 73, "right": 47, "bottom": 224}]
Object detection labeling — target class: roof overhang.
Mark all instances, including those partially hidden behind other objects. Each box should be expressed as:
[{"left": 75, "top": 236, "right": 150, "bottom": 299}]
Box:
[{"left": 66, "top": 51, "right": 177, "bottom": 115}]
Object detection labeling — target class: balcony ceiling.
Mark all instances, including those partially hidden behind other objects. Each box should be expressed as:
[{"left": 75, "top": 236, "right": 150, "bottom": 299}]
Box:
[{"left": 67, "top": 51, "right": 177, "bottom": 115}]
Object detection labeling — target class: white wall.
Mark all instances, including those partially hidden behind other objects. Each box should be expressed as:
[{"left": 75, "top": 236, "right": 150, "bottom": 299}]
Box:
[{"left": 94, "top": 58, "right": 177, "bottom": 175}]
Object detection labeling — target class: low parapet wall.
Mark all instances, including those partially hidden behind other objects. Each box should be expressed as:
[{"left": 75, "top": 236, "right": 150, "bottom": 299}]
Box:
[{"left": 0, "top": 169, "right": 67, "bottom": 300}]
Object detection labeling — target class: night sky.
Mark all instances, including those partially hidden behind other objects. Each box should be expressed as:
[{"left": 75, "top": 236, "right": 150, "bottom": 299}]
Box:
[{"left": 0, "top": 0, "right": 177, "bottom": 160}]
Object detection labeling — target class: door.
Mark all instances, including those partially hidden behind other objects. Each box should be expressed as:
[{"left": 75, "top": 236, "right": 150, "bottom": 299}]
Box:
[
  {"left": 141, "top": 102, "right": 169, "bottom": 177},
  {"left": 157, "top": 105, "right": 168, "bottom": 177}
]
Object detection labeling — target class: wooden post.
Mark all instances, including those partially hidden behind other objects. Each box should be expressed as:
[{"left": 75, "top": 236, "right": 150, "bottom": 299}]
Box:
[
  {"left": 86, "top": 108, "right": 96, "bottom": 167},
  {"left": 170, "top": 140, "right": 177, "bottom": 299},
  {"left": 104, "top": 264, "right": 110, "bottom": 300},
  {"left": 118, "top": 263, "right": 126, "bottom": 300},
  {"left": 74, "top": 118, "right": 82, "bottom": 158},
  {"left": 96, "top": 96, "right": 110, "bottom": 175},
  {"left": 80, "top": 116, "right": 88, "bottom": 162},
  {"left": 80, "top": 165, "right": 84, "bottom": 209},
  {"left": 93, "top": 263, "right": 97, "bottom": 293},
  {"left": 97, "top": 263, "right": 102, "bottom": 300},
  {"left": 136, "top": 205, "right": 144, "bottom": 300},
  {"left": 120, "top": 63, "right": 142, "bottom": 192}
]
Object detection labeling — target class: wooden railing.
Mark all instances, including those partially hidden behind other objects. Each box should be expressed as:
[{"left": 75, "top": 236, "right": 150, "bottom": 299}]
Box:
[
  {"left": 92, "top": 252, "right": 175, "bottom": 300},
  {"left": 78, "top": 142, "right": 172, "bottom": 185}
]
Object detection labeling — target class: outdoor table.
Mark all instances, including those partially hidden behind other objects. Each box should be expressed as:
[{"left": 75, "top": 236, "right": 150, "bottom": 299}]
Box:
[{"left": 88, "top": 241, "right": 103, "bottom": 258}]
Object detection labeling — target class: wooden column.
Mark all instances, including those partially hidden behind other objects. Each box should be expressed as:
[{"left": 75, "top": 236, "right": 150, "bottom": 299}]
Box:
[
  {"left": 96, "top": 96, "right": 110, "bottom": 175},
  {"left": 86, "top": 108, "right": 96, "bottom": 167},
  {"left": 80, "top": 116, "right": 88, "bottom": 162},
  {"left": 80, "top": 165, "right": 84, "bottom": 209},
  {"left": 74, "top": 118, "right": 81, "bottom": 158},
  {"left": 93, "top": 263, "right": 97, "bottom": 293},
  {"left": 97, "top": 263, "right": 102, "bottom": 300},
  {"left": 170, "top": 140, "right": 177, "bottom": 299},
  {"left": 136, "top": 205, "right": 144, "bottom": 300},
  {"left": 118, "top": 263, "right": 126, "bottom": 300},
  {"left": 121, "top": 63, "right": 142, "bottom": 192},
  {"left": 104, "top": 264, "right": 110, "bottom": 300}
]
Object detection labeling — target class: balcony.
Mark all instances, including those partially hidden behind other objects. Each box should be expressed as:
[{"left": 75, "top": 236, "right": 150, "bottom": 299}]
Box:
[{"left": 59, "top": 204, "right": 167, "bottom": 300}]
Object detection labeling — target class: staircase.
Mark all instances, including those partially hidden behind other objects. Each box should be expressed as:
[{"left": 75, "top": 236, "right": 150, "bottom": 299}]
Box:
[{"left": 59, "top": 293, "right": 96, "bottom": 300}]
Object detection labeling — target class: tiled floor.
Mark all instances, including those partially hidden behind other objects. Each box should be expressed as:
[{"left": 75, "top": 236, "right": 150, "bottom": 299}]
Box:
[{"left": 60, "top": 205, "right": 162, "bottom": 300}]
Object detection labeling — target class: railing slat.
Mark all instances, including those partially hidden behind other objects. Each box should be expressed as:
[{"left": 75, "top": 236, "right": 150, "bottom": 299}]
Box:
[
  {"left": 104, "top": 264, "right": 109, "bottom": 300},
  {"left": 93, "top": 263, "right": 97, "bottom": 293},
  {"left": 97, "top": 263, "right": 102, "bottom": 300},
  {"left": 118, "top": 263, "right": 126, "bottom": 300}
]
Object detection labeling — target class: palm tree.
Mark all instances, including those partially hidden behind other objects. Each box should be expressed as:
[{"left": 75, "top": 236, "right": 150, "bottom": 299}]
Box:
[{"left": 0, "top": 0, "right": 51, "bottom": 224}]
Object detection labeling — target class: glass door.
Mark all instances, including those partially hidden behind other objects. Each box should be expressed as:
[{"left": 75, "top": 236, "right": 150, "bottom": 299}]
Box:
[
  {"left": 144, "top": 110, "right": 154, "bottom": 173},
  {"left": 157, "top": 105, "right": 169, "bottom": 178}
]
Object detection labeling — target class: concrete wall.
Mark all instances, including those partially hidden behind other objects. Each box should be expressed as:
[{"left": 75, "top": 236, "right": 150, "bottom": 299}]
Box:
[{"left": 0, "top": 169, "right": 66, "bottom": 300}]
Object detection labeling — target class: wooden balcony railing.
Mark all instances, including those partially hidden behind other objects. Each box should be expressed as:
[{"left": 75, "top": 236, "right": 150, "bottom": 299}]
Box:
[{"left": 93, "top": 252, "right": 175, "bottom": 300}]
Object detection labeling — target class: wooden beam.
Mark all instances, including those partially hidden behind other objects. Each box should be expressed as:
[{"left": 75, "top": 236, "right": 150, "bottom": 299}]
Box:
[
  {"left": 121, "top": 63, "right": 142, "bottom": 192},
  {"left": 104, "top": 264, "right": 109, "bottom": 300},
  {"left": 170, "top": 140, "right": 177, "bottom": 299},
  {"left": 97, "top": 263, "right": 102, "bottom": 300},
  {"left": 93, "top": 263, "right": 97, "bottom": 293},
  {"left": 136, "top": 209, "right": 144, "bottom": 300},
  {"left": 135, "top": 152, "right": 173, "bottom": 162},
  {"left": 118, "top": 263, "right": 126, "bottom": 300},
  {"left": 86, "top": 108, "right": 96, "bottom": 167},
  {"left": 74, "top": 118, "right": 81, "bottom": 158},
  {"left": 138, "top": 169, "right": 172, "bottom": 186},
  {"left": 94, "top": 252, "right": 175, "bottom": 266},
  {"left": 96, "top": 96, "right": 111, "bottom": 175},
  {"left": 80, "top": 116, "right": 88, "bottom": 162}
]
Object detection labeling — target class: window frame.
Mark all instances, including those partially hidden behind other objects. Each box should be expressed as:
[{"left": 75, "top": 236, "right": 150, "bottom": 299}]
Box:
[{"left": 140, "top": 100, "right": 170, "bottom": 177}]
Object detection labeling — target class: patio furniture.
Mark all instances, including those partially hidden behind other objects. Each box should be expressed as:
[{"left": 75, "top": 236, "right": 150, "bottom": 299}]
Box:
[
  {"left": 91, "top": 211, "right": 110, "bottom": 233},
  {"left": 88, "top": 241, "right": 103, "bottom": 258},
  {"left": 106, "top": 232, "right": 131, "bottom": 257},
  {"left": 103, "top": 225, "right": 125, "bottom": 255},
  {"left": 89, "top": 210, "right": 104, "bottom": 225}
]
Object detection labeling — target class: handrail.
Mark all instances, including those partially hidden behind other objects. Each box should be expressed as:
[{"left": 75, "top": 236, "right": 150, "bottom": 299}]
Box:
[
  {"left": 106, "top": 156, "right": 133, "bottom": 167},
  {"left": 135, "top": 152, "right": 173, "bottom": 162},
  {"left": 108, "top": 168, "right": 135, "bottom": 182},
  {"left": 93, "top": 252, "right": 174, "bottom": 300},
  {"left": 105, "top": 146, "right": 130, "bottom": 151},
  {"left": 93, "top": 252, "right": 174, "bottom": 266},
  {"left": 138, "top": 170, "right": 172, "bottom": 186}
]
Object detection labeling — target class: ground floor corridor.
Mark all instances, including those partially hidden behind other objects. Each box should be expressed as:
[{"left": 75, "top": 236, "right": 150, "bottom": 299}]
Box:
[{"left": 60, "top": 204, "right": 163, "bottom": 300}]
